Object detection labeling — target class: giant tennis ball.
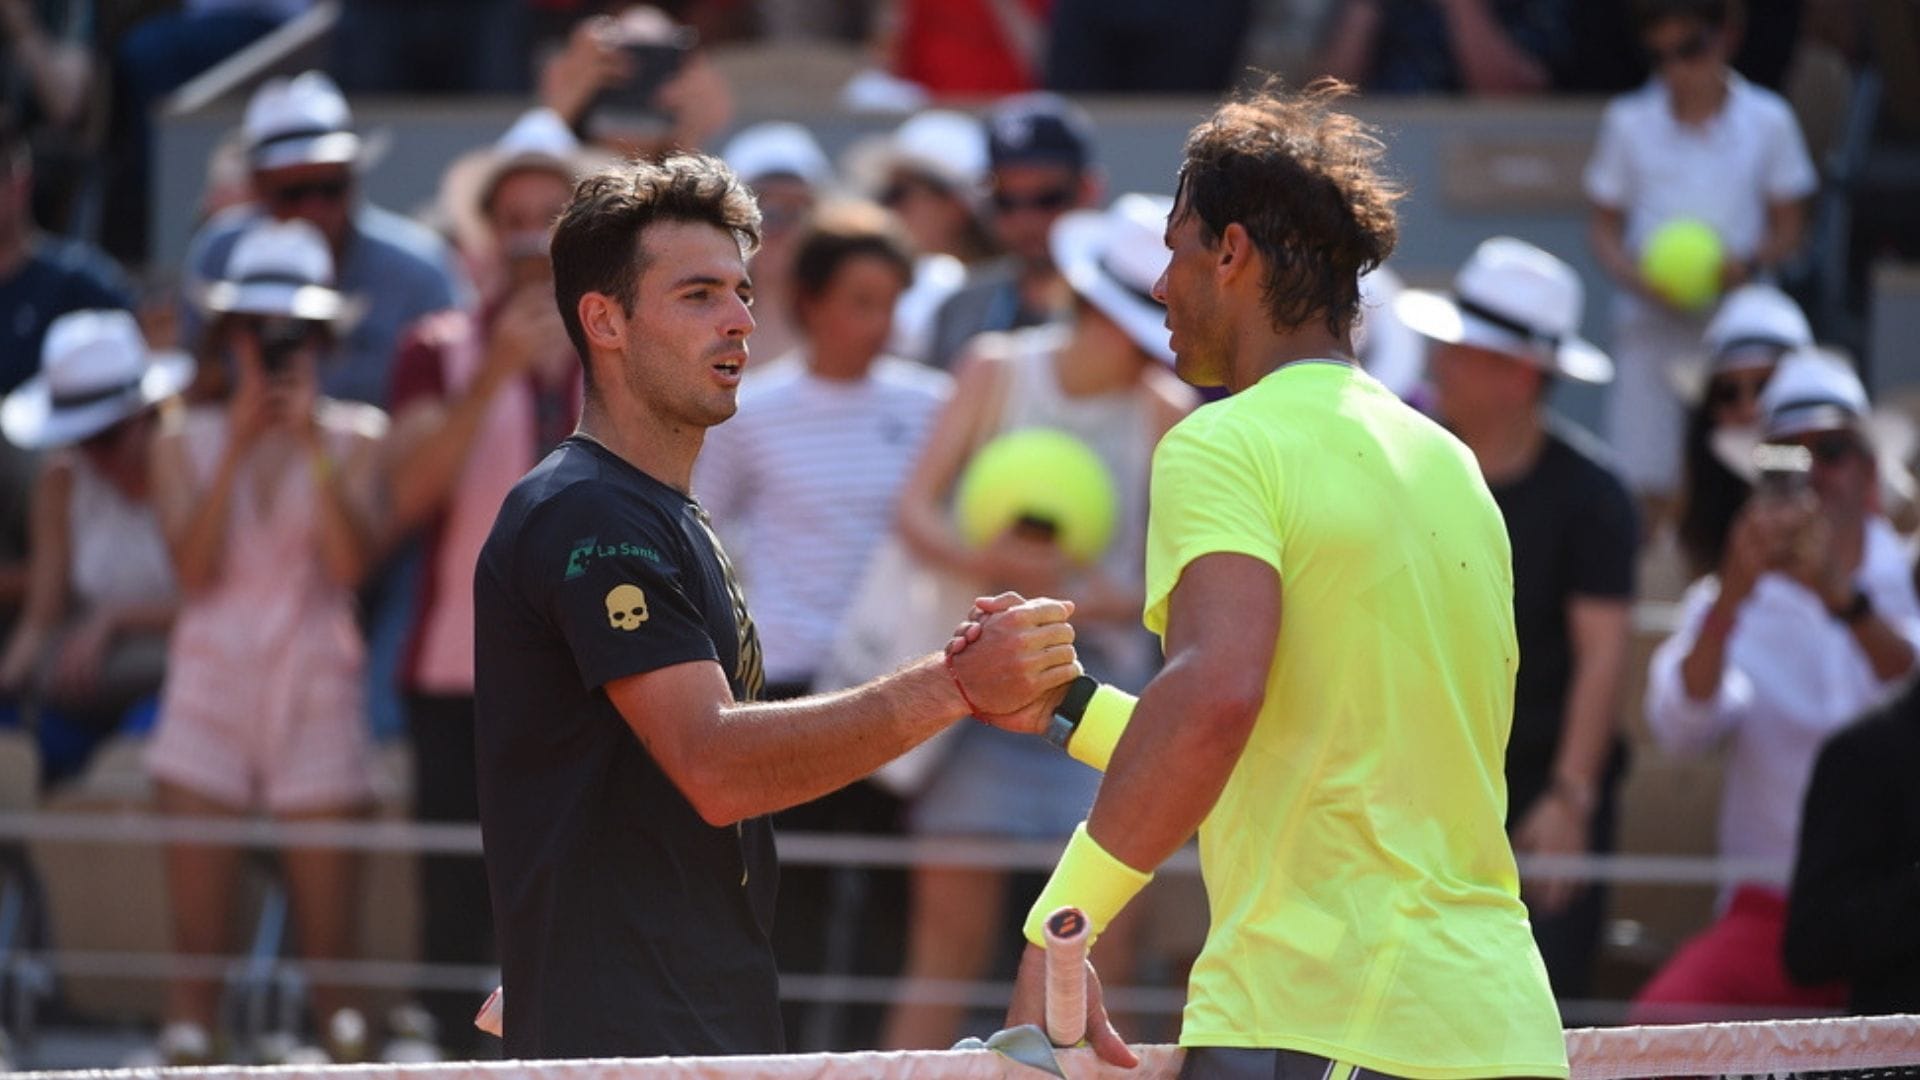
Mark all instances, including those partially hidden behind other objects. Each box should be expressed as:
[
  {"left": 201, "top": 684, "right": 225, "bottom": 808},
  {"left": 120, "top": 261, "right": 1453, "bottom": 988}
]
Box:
[
  {"left": 1640, "top": 218, "right": 1725, "bottom": 312},
  {"left": 955, "top": 428, "right": 1118, "bottom": 564}
]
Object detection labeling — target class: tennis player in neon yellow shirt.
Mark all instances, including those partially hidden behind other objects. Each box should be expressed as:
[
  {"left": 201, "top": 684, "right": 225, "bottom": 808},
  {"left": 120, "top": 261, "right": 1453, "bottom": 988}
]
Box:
[{"left": 986, "top": 81, "right": 1569, "bottom": 1079}]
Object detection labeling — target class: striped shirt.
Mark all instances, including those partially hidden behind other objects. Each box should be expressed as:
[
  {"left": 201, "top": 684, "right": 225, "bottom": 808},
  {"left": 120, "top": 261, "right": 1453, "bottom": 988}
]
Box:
[{"left": 693, "top": 355, "right": 952, "bottom": 685}]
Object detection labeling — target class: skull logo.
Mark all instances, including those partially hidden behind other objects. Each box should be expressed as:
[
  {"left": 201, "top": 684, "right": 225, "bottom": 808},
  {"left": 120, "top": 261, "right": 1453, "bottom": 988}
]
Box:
[{"left": 605, "top": 584, "right": 649, "bottom": 631}]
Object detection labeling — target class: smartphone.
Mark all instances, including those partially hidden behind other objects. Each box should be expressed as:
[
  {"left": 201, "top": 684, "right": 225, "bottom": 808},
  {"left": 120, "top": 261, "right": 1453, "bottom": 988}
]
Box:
[
  {"left": 1752, "top": 443, "right": 1813, "bottom": 502},
  {"left": 584, "top": 33, "right": 695, "bottom": 142}
]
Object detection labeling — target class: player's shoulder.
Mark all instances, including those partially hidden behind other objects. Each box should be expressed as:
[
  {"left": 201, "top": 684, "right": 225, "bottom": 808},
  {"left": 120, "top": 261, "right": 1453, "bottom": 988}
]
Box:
[{"left": 496, "top": 442, "right": 689, "bottom": 556}]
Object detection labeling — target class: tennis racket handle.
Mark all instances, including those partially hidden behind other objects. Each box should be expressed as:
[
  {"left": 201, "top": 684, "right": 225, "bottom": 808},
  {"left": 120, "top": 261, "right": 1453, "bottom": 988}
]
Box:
[
  {"left": 1043, "top": 906, "right": 1091, "bottom": 1046},
  {"left": 474, "top": 985, "right": 504, "bottom": 1036}
]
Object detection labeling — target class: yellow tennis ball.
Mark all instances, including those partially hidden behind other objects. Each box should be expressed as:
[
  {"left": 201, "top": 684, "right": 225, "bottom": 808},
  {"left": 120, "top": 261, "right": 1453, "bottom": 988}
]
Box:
[
  {"left": 955, "top": 428, "right": 1118, "bottom": 564},
  {"left": 1641, "top": 218, "right": 1725, "bottom": 312}
]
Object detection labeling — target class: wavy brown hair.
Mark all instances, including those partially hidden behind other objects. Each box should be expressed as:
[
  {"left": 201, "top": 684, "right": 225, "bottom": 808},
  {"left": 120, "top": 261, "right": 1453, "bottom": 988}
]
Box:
[
  {"left": 551, "top": 153, "right": 763, "bottom": 369},
  {"left": 1174, "top": 78, "right": 1402, "bottom": 339}
]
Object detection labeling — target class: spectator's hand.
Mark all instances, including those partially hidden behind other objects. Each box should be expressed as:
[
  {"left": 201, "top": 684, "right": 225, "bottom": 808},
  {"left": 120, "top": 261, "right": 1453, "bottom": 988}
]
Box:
[
  {"left": 978, "top": 530, "right": 1070, "bottom": 600},
  {"left": 266, "top": 357, "right": 322, "bottom": 446},
  {"left": 484, "top": 284, "right": 568, "bottom": 386},
  {"left": 1512, "top": 792, "right": 1589, "bottom": 914},
  {"left": 48, "top": 613, "right": 114, "bottom": 703},
  {"left": 225, "top": 337, "right": 275, "bottom": 453},
  {"left": 654, "top": 51, "right": 733, "bottom": 151},
  {"left": 1782, "top": 506, "right": 1853, "bottom": 610},
  {"left": 539, "top": 16, "right": 634, "bottom": 127},
  {"left": 1006, "top": 942, "right": 1137, "bottom": 1067},
  {"left": 1719, "top": 494, "right": 1811, "bottom": 607},
  {"left": 948, "top": 596, "right": 1079, "bottom": 721}
]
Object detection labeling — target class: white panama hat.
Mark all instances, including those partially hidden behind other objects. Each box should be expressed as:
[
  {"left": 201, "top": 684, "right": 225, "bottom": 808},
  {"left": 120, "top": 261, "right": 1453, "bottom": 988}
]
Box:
[
  {"left": 243, "top": 71, "right": 361, "bottom": 172},
  {"left": 1668, "top": 284, "right": 1814, "bottom": 403},
  {"left": 1049, "top": 193, "right": 1175, "bottom": 364},
  {"left": 722, "top": 121, "right": 834, "bottom": 188},
  {"left": 2, "top": 310, "right": 193, "bottom": 450},
  {"left": 1395, "top": 236, "right": 1613, "bottom": 383},
  {"left": 201, "top": 218, "right": 351, "bottom": 323}
]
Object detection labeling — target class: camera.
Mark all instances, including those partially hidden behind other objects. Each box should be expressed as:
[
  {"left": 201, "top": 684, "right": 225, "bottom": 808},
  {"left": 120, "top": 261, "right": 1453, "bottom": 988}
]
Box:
[
  {"left": 252, "top": 315, "right": 316, "bottom": 375},
  {"left": 583, "top": 29, "right": 696, "bottom": 142}
]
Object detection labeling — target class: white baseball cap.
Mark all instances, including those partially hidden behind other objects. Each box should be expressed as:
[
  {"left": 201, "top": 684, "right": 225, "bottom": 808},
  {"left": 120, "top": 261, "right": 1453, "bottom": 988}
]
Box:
[
  {"left": 1050, "top": 193, "right": 1174, "bottom": 364},
  {"left": 1395, "top": 236, "right": 1613, "bottom": 383},
  {"left": 2, "top": 310, "right": 193, "bottom": 449},
  {"left": 722, "top": 121, "right": 834, "bottom": 188},
  {"left": 244, "top": 71, "right": 361, "bottom": 172}
]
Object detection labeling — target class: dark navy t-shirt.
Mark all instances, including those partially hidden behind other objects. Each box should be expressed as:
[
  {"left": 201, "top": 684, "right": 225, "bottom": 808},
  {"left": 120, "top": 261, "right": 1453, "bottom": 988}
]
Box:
[
  {"left": 474, "top": 436, "right": 777, "bottom": 1059},
  {"left": 0, "top": 238, "right": 133, "bottom": 393}
]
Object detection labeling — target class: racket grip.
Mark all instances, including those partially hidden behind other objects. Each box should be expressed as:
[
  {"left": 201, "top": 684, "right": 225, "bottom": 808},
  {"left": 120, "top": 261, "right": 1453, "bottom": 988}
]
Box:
[
  {"left": 1043, "top": 906, "right": 1090, "bottom": 1046},
  {"left": 474, "top": 985, "right": 504, "bottom": 1037}
]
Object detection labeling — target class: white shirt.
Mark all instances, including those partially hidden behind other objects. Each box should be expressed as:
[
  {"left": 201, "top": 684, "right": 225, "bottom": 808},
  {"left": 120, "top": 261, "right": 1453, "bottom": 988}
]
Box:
[
  {"left": 693, "top": 355, "right": 952, "bottom": 684},
  {"left": 1584, "top": 72, "right": 1817, "bottom": 260},
  {"left": 1646, "top": 517, "right": 1920, "bottom": 877}
]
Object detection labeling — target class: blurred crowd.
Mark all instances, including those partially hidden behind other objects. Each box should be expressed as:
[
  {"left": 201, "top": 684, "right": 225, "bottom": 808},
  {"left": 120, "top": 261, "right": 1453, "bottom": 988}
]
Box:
[{"left": 3, "top": 0, "right": 1920, "bottom": 1068}]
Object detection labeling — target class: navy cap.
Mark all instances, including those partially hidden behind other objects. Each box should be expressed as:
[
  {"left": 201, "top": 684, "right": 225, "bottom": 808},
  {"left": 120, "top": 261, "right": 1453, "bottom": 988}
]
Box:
[{"left": 986, "top": 93, "right": 1095, "bottom": 172}]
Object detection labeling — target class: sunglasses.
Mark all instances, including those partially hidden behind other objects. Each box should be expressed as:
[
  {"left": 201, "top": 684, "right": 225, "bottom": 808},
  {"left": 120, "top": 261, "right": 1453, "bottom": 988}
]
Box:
[
  {"left": 1805, "top": 433, "right": 1866, "bottom": 466},
  {"left": 990, "top": 186, "right": 1075, "bottom": 215},
  {"left": 235, "top": 315, "right": 327, "bottom": 373},
  {"left": 265, "top": 177, "right": 350, "bottom": 207},
  {"left": 1647, "top": 29, "right": 1713, "bottom": 66},
  {"left": 1708, "top": 372, "right": 1770, "bottom": 407}
]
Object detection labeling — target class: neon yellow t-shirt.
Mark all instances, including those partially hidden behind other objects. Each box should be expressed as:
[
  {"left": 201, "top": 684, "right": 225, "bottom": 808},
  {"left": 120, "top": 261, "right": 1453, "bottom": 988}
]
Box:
[{"left": 1145, "top": 362, "right": 1566, "bottom": 1078}]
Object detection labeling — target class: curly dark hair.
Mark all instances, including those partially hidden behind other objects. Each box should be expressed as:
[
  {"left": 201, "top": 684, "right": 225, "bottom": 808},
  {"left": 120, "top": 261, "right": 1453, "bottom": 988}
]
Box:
[
  {"left": 1174, "top": 78, "right": 1402, "bottom": 339},
  {"left": 550, "top": 153, "right": 763, "bottom": 368}
]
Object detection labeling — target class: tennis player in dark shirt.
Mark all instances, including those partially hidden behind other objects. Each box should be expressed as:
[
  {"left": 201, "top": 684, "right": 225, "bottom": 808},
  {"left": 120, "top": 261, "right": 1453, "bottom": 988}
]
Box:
[{"left": 473, "top": 154, "right": 1083, "bottom": 1060}]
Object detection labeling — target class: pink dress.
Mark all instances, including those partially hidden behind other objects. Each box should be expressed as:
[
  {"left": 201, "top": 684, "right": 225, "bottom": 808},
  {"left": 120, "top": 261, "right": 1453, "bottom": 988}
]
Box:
[{"left": 146, "top": 402, "right": 387, "bottom": 813}]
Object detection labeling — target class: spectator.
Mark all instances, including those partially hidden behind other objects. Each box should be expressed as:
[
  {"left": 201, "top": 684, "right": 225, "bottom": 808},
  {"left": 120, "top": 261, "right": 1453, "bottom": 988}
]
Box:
[
  {"left": 536, "top": 6, "right": 733, "bottom": 161},
  {"left": 147, "top": 219, "right": 388, "bottom": 1064},
  {"left": 1675, "top": 284, "right": 1814, "bottom": 578},
  {"left": 1045, "top": 0, "right": 1252, "bottom": 93},
  {"left": 693, "top": 201, "right": 950, "bottom": 1049},
  {"left": 0, "top": 309, "right": 186, "bottom": 784},
  {"left": 1, "top": 0, "right": 97, "bottom": 231},
  {"left": 882, "top": 193, "right": 1195, "bottom": 1050},
  {"left": 104, "top": 0, "right": 308, "bottom": 264},
  {"left": 924, "top": 93, "right": 1099, "bottom": 371},
  {"left": 0, "top": 121, "right": 132, "bottom": 394},
  {"left": 1318, "top": 0, "right": 1571, "bottom": 95},
  {"left": 380, "top": 107, "right": 585, "bottom": 1057},
  {"left": 720, "top": 121, "right": 835, "bottom": 367},
  {"left": 1585, "top": 0, "right": 1815, "bottom": 516},
  {"left": 1400, "top": 237, "right": 1637, "bottom": 999},
  {"left": 857, "top": 110, "right": 995, "bottom": 364},
  {"left": 1637, "top": 347, "right": 1920, "bottom": 1021},
  {"left": 884, "top": 0, "right": 1049, "bottom": 98},
  {"left": 1783, "top": 670, "right": 1920, "bottom": 1014},
  {"left": 180, "top": 70, "right": 467, "bottom": 409}
]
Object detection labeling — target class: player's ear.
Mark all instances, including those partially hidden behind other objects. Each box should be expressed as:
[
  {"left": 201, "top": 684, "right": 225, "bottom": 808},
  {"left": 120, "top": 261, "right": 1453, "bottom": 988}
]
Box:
[
  {"left": 1216, "top": 222, "right": 1254, "bottom": 285},
  {"left": 579, "top": 291, "right": 626, "bottom": 354}
]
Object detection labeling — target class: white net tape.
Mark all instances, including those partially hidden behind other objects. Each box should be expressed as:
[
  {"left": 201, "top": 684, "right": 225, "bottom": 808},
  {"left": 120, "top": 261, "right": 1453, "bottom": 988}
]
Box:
[{"left": 8, "top": 1016, "right": 1920, "bottom": 1080}]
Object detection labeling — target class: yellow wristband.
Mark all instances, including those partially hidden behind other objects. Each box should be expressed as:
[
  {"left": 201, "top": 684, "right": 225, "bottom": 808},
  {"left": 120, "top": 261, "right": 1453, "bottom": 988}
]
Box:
[
  {"left": 1067, "top": 684, "right": 1136, "bottom": 771},
  {"left": 1023, "top": 822, "right": 1153, "bottom": 947}
]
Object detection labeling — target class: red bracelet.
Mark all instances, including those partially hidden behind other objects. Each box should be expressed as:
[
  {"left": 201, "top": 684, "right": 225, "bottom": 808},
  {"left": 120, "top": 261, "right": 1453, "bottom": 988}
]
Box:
[{"left": 945, "top": 651, "right": 987, "bottom": 718}]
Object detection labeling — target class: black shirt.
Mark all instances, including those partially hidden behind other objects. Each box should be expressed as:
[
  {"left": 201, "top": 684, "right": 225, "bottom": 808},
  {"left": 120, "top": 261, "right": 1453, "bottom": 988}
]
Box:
[
  {"left": 1785, "top": 680, "right": 1920, "bottom": 1015},
  {"left": 0, "top": 238, "right": 134, "bottom": 394},
  {"left": 474, "top": 436, "right": 778, "bottom": 1059},
  {"left": 1488, "top": 423, "right": 1637, "bottom": 818}
]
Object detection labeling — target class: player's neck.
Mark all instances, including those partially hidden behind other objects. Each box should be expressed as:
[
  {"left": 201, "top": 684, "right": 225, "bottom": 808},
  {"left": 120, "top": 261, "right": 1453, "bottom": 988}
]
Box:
[
  {"left": 576, "top": 395, "right": 703, "bottom": 495},
  {"left": 1230, "top": 322, "right": 1354, "bottom": 392}
]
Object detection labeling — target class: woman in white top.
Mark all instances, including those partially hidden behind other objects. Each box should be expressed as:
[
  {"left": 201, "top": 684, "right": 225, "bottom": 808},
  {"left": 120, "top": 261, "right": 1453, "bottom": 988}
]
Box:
[
  {"left": 0, "top": 310, "right": 190, "bottom": 780},
  {"left": 883, "top": 195, "right": 1195, "bottom": 1050}
]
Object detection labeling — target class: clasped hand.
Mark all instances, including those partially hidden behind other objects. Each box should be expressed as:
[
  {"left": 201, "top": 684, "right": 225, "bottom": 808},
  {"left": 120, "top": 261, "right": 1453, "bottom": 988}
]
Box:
[{"left": 943, "top": 592, "right": 1081, "bottom": 734}]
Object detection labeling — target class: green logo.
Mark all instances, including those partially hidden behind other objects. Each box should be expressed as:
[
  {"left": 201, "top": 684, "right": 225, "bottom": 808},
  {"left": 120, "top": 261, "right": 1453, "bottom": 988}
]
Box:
[{"left": 564, "top": 536, "right": 662, "bottom": 580}]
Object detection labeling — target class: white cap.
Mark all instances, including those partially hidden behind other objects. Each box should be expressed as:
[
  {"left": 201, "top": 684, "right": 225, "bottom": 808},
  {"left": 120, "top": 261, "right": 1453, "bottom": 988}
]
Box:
[
  {"left": 1704, "top": 284, "right": 1814, "bottom": 370},
  {"left": 202, "top": 218, "right": 348, "bottom": 322},
  {"left": 1, "top": 310, "right": 193, "bottom": 449},
  {"left": 243, "top": 71, "right": 360, "bottom": 172},
  {"left": 478, "top": 107, "right": 584, "bottom": 211},
  {"left": 1760, "top": 345, "right": 1870, "bottom": 440},
  {"left": 1050, "top": 193, "right": 1175, "bottom": 364},
  {"left": 888, "top": 110, "right": 988, "bottom": 191},
  {"left": 722, "top": 122, "right": 834, "bottom": 188},
  {"left": 1395, "top": 236, "right": 1612, "bottom": 383}
]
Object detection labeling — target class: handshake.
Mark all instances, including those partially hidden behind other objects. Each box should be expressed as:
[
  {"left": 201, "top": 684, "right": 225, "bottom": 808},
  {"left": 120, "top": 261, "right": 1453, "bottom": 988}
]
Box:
[{"left": 939, "top": 592, "right": 1083, "bottom": 734}]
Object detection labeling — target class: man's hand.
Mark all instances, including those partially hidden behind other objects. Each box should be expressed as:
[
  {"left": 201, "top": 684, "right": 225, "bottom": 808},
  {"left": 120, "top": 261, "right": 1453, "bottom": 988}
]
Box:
[
  {"left": 1719, "top": 493, "right": 1813, "bottom": 607},
  {"left": 947, "top": 595, "right": 1079, "bottom": 720},
  {"left": 1512, "top": 792, "right": 1589, "bottom": 914},
  {"left": 1007, "top": 943, "right": 1137, "bottom": 1068}
]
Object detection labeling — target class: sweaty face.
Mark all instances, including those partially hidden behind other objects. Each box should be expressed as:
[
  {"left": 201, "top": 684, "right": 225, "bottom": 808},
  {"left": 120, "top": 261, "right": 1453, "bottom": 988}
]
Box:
[
  {"left": 618, "top": 220, "right": 755, "bottom": 431},
  {"left": 1154, "top": 203, "right": 1227, "bottom": 388}
]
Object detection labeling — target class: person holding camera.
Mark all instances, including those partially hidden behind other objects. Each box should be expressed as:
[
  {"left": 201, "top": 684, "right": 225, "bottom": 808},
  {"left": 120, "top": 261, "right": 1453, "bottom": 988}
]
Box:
[
  {"left": 1637, "top": 347, "right": 1920, "bottom": 1020},
  {"left": 537, "top": 5, "right": 733, "bottom": 162},
  {"left": 146, "top": 219, "right": 389, "bottom": 1063}
]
